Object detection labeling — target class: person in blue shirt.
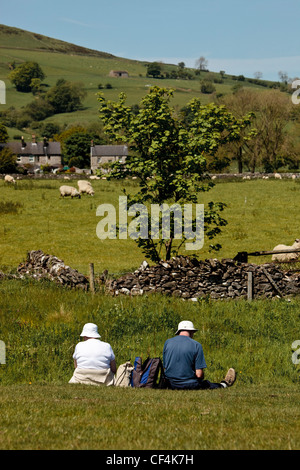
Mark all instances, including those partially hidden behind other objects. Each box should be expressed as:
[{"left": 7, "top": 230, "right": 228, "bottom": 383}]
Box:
[{"left": 163, "top": 320, "right": 236, "bottom": 390}]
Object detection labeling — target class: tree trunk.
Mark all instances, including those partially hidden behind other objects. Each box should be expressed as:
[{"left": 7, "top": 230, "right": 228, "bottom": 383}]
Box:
[{"left": 237, "top": 147, "right": 243, "bottom": 173}]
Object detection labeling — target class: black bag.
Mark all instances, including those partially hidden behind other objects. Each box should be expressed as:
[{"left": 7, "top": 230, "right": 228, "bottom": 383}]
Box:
[{"left": 131, "top": 356, "right": 165, "bottom": 389}]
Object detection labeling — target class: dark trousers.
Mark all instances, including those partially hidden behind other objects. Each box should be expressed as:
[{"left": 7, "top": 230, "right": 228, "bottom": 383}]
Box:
[{"left": 164, "top": 378, "right": 223, "bottom": 390}]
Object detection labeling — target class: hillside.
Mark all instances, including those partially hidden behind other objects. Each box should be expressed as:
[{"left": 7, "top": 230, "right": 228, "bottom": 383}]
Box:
[
  {"left": 0, "top": 24, "right": 115, "bottom": 58},
  {"left": 0, "top": 24, "right": 285, "bottom": 139}
]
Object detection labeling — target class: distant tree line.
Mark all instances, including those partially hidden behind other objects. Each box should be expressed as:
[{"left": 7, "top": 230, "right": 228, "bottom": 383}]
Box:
[{"left": 216, "top": 88, "right": 300, "bottom": 173}]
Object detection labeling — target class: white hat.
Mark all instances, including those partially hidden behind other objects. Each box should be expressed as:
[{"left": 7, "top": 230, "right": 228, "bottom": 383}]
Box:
[
  {"left": 80, "top": 323, "right": 101, "bottom": 338},
  {"left": 176, "top": 320, "right": 198, "bottom": 335}
]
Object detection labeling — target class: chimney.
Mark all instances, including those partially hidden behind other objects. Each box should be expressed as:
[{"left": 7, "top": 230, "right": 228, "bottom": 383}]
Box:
[
  {"left": 43, "top": 136, "right": 48, "bottom": 156},
  {"left": 90, "top": 140, "right": 94, "bottom": 158},
  {"left": 21, "top": 136, "right": 26, "bottom": 148},
  {"left": 32, "top": 134, "right": 36, "bottom": 144}
]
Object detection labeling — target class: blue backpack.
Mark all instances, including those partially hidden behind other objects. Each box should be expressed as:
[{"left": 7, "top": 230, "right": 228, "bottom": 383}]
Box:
[{"left": 131, "top": 356, "right": 165, "bottom": 388}]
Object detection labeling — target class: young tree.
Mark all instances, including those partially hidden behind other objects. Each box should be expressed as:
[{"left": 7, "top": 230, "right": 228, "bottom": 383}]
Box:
[
  {"left": 9, "top": 62, "right": 45, "bottom": 92},
  {"left": 98, "top": 86, "right": 253, "bottom": 261}
]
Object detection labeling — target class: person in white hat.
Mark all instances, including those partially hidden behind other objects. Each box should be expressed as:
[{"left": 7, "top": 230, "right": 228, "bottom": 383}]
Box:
[
  {"left": 69, "top": 323, "right": 116, "bottom": 386},
  {"left": 163, "top": 320, "right": 236, "bottom": 390}
]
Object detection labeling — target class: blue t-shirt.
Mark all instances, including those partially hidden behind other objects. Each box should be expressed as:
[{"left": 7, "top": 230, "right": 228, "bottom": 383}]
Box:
[{"left": 163, "top": 335, "right": 207, "bottom": 388}]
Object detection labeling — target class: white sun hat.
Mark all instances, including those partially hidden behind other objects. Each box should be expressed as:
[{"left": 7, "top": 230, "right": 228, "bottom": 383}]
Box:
[
  {"left": 175, "top": 320, "right": 198, "bottom": 335},
  {"left": 80, "top": 323, "right": 101, "bottom": 338}
]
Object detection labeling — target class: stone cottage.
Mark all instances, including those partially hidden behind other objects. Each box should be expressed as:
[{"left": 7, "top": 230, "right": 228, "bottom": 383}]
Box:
[
  {"left": 90, "top": 143, "right": 128, "bottom": 171},
  {"left": 108, "top": 70, "right": 129, "bottom": 78},
  {"left": 2, "top": 135, "right": 62, "bottom": 168}
]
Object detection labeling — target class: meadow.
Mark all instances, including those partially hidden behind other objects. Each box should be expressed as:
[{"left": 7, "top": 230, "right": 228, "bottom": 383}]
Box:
[
  {"left": 0, "top": 176, "right": 299, "bottom": 274},
  {"left": 0, "top": 176, "right": 300, "bottom": 450}
]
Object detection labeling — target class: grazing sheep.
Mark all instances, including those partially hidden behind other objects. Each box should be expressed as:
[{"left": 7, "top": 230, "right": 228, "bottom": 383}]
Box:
[
  {"left": 4, "top": 175, "right": 16, "bottom": 184},
  {"left": 64, "top": 176, "right": 71, "bottom": 180},
  {"left": 77, "top": 180, "right": 94, "bottom": 196},
  {"left": 272, "top": 238, "right": 300, "bottom": 262},
  {"left": 292, "top": 174, "right": 297, "bottom": 180},
  {"left": 59, "top": 185, "right": 81, "bottom": 199},
  {"left": 89, "top": 175, "right": 100, "bottom": 180},
  {"left": 77, "top": 180, "right": 92, "bottom": 189},
  {"left": 274, "top": 173, "right": 282, "bottom": 179}
]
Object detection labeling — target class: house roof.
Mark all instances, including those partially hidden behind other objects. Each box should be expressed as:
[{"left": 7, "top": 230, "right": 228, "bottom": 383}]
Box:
[
  {"left": 91, "top": 145, "right": 128, "bottom": 157},
  {"left": 3, "top": 141, "right": 61, "bottom": 156}
]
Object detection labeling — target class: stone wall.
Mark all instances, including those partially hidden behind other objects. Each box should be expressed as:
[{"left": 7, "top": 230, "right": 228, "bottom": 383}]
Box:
[
  {"left": 106, "top": 256, "right": 300, "bottom": 300},
  {"left": 17, "top": 250, "right": 89, "bottom": 290}
]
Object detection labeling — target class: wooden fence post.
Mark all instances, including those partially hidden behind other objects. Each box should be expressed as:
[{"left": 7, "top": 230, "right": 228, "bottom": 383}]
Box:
[
  {"left": 89, "top": 263, "right": 95, "bottom": 293},
  {"left": 247, "top": 271, "right": 253, "bottom": 301}
]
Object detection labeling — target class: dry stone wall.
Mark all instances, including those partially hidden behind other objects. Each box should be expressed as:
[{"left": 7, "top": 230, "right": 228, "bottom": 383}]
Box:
[
  {"left": 1, "top": 250, "right": 300, "bottom": 299},
  {"left": 17, "top": 250, "right": 89, "bottom": 290},
  {"left": 107, "top": 256, "right": 300, "bottom": 300}
]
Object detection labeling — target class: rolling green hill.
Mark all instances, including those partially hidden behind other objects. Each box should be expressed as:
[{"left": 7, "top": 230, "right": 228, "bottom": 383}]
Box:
[{"left": 0, "top": 24, "right": 282, "bottom": 139}]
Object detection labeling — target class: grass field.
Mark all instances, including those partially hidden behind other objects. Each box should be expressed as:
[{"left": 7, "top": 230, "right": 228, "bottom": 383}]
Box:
[
  {"left": 0, "top": 280, "right": 299, "bottom": 450},
  {"left": 0, "top": 177, "right": 299, "bottom": 275},
  {"left": 1, "top": 384, "right": 299, "bottom": 450},
  {"left": 0, "top": 176, "right": 300, "bottom": 450}
]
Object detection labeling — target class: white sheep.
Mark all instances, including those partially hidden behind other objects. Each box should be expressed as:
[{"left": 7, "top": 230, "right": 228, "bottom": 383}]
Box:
[
  {"left": 77, "top": 180, "right": 94, "bottom": 196},
  {"left": 274, "top": 173, "right": 282, "bottom": 179},
  {"left": 59, "top": 185, "right": 81, "bottom": 199},
  {"left": 89, "top": 175, "right": 100, "bottom": 180},
  {"left": 4, "top": 175, "right": 16, "bottom": 184},
  {"left": 272, "top": 238, "right": 300, "bottom": 262}
]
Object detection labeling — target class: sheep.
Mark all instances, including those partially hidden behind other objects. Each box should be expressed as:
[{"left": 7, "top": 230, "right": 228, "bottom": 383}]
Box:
[
  {"left": 59, "top": 185, "right": 81, "bottom": 199},
  {"left": 77, "top": 180, "right": 94, "bottom": 196},
  {"left": 272, "top": 238, "right": 300, "bottom": 262},
  {"left": 89, "top": 175, "right": 100, "bottom": 180},
  {"left": 4, "top": 175, "right": 16, "bottom": 184},
  {"left": 274, "top": 173, "right": 282, "bottom": 179},
  {"left": 77, "top": 180, "right": 92, "bottom": 188}
]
